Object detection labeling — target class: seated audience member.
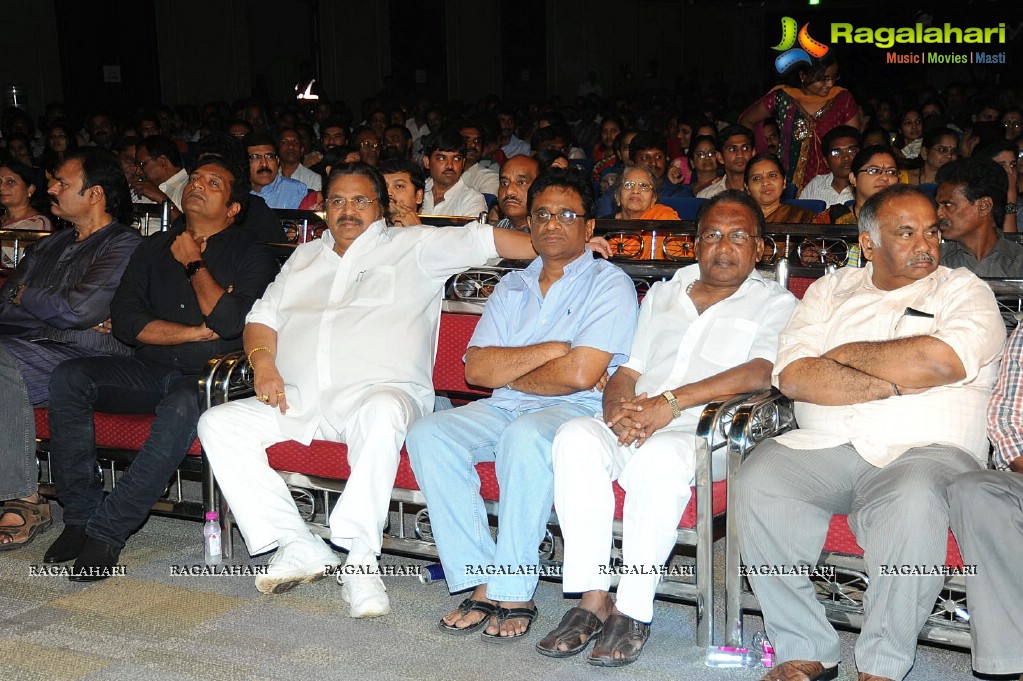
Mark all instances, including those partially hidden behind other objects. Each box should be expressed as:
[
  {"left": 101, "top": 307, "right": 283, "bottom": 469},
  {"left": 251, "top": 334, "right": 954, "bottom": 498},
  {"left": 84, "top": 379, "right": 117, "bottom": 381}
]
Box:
[
  {"left": 815, "top": 145, "right": 899, "bottom": 225},
  {"left": 85, "top": 112, "right": 118, "bottom": 150},
  {"left": 762, "top": 119, "right": 781, "bottom": 156},
  {"left": 0, "top": 159, "right": 52, "bottom": 266},
  {"left": 420, "top": 128, "right": 487, "bottom": 217},
  {"left": 405, "top": 170, "right": 637, "bottom": 641},
  {"left": 246, "top": 132, "right": 309, "bottom": 209},
  {"left": 382, "top": 123, "right": 413, "bottom": 162},
  {"left": 531, "top": 123, "right": 585, "bottom": 161},
  {"left": 667, "top": 120, "right": 717, "bottom": 188},
  {"left": 134, "top": 134, "right": 189, "bottom": 216},
  {"left": 277, "top": 127, "right": 321, "bottom": 192},
  {"left": 746, "top": 154, "right": 815, "bottom": 223},
  {"left": 495, "top": 107, "right": 530, "bottom": 159},
  {"left": 949, "top": 323, "right": 1023, "bottom": 681},
  {"left": 44, "top": 155, "right": 279, "bottom": 579},
  {"left": 937, "top": 157, "right": 1023, "bottom": 276},
  {"left": 459, "top": 119, "right": 499, "bottom": 196},
  {"left": 799, "top": 126, "right": 860, "bottom": 207},
  {"left": 902, "top": 127, "right": 958, "bottom": 186},
  {"left": 198, "top": 162, "right": 547, "bottom": 611},
  {"left": 4, "top": 132, "right": 35, "bottom": 169},
  {"left": 736, "top": 184, "right": 1005, "bottom": 681},
  {"left": 0, "top": 149, "right": 141, "bottom": 550},
  {"left": 697, "top": 125, "right": 754, "bottom": 199},
  {"left": 860, "top": 126, "right": 892, "bottom": 150},
  {"left": 896, "top": 109, "right": 924, "bottom": 159},
  {"left": 351, "top": 125, "right": 382, "bottom": 168},
  {"left": 975, "top": 140, "right": 1021, "bottom": 233},
  {"left": 226, "top": 119, "right": 253, "bottom": 141},
  {"left": 535, "top": 148, "right": 570, "bottom": 171},
  {"left": 379, "top": 158, "right": 425, "bottom": 226},
  {"left": 539, "top": 191, "right": 796, "bottom": 666},
  {"left": 593, "top": 129, "right": 637, "bottom": 199},
  {"left": 491, "top": 155, "right": 542, "bottom": 232},
  {"left": 630, "top": 132, "right": 688, "bottom": 201},
  {"left": 614, "top": 166, "right": 679, "bottom": 221},
  {"left": 593, "top": 115, "right": 624, "bottom": 164},
  {"left": 1003, "top": 107, "right": 1023, "bottom": 142},
  {"left": 305, "top": 117, "right": 348, "bottom": 168},
  {"left": 684, "top": 135, "right": 721, "bottom": 197}
]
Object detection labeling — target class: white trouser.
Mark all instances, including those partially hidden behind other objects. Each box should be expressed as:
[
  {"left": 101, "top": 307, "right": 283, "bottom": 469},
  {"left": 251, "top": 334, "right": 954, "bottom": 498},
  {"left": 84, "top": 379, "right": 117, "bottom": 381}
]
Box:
[
  {"left": 552, "top": 416, "right": 700, "bottom": 623},
  {"left": 199, "top": 387, "right": 422, "bottom": 556}
]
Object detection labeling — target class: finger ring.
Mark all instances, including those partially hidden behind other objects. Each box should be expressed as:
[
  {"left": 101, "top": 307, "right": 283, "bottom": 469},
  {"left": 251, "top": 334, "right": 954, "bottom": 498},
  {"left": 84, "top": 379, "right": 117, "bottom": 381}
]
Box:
[
  {"left": 259, "top": 394, "right": 269, "bottom": 402},
  {"left": 276, "top": 391, "right": 284, "bottom": 397}
]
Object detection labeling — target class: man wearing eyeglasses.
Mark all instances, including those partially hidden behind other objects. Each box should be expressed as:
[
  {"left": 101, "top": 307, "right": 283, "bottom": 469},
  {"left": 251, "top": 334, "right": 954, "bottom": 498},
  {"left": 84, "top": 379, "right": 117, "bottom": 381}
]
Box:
[
  {"left": 936, "top": 157, "right": 1023, "bottom": 277},
  {"left": 799, "top": 126, "right": 861, "bottom": 208},
  {"left": 134, "top": 134, "right": 189, "bottom": 216},
  {"left": 405, "top": 170, "right": 637, "bottom": 641},
  {"left": 245, "top": 132, "right": 309, "bottom": 209},
  {"left": 735, "top": 185, "right": 1005, "bottom": 681},
  {"left": 697, "top": 125, "right": 755, "bottom": 199},
  {"left": 351, "top": 126, "right": 382, "bottom": 168},
  {"left": 199, "top": 162, "right": 562, "bottom": 616},
  {"left": 538, "top": 190, "right": 795, "bottom": 666}
]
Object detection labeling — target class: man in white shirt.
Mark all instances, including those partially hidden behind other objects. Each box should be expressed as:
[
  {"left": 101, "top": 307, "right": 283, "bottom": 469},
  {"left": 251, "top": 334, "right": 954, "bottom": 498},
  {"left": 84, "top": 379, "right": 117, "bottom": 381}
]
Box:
[
  {"left": 496, "top": 106, "right": 530, "bottom": 159},
  {"left": 697, "top": 125, "right": 754, "bottom": 199},
  {"left": 277, "top": 127, "right": 321, "bottom": 192},
  {"left": 537, "top": 191, "right": 796, "bottom": 666},
  {"left": 134, "top": 135, "right": 189, "bottom": 217},
  {"left": 420, "top": 128, "right": 487, "bottom": 217},
  {"left": 798, "top": 126, "right": 860, "bottom": 208},
  {"left": 735, "top": 185, "right": 1006, "bottom": 681},
  {"left": 199, "top": 162, "right": 541, "bottom": 617},
  {"left": 458, "top": 120, "right": 499, "bottom": 197}
]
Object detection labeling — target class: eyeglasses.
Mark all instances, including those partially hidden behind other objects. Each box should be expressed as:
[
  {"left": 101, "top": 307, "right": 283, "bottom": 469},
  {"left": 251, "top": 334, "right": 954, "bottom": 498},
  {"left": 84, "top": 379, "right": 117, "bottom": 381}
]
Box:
[
  {"left": 359, "top": 140, "right": 381, "bottom": 149},
  {"left": 858, "top": 166, "right": 899, "bottom": 177},
  {"left": 622, "top": 180, "right": 653, "bottom": 192},
  {"left": 530, "top": 208, "right": 582, "bottom": 226},
  {"left": 248, "top": 152, "right": 279, "bottom": 162},
  {"left": 697, "top": 229, "right": 757, "bottom": 244},
  {"left": 326, "top": 195, "right": 377, "bottom": 210},
  {"left": 693, "top": 150, "right": 717, "bottom": 159},
  {"left": 828, "top": 145, "right": 860, "bottom": 157},
  {"left": 929, "top": 145, "right": 957, "bottom": 155}
]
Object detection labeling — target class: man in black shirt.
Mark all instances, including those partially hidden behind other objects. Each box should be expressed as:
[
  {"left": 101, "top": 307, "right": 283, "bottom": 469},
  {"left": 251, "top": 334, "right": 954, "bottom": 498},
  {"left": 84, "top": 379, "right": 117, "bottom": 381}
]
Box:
[{"left": 43, "top": 155, "right": 279, "bottom": 579}]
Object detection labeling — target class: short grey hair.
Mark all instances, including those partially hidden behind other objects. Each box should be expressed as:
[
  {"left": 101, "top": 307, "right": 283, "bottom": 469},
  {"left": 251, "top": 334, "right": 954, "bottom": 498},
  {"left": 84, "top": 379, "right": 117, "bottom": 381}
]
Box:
[
  {"left": 858, "top": 184, "right": 932, "bottom": 244},
  {"left": 614, "top": 165, "right": 661, "bottom": 204}
]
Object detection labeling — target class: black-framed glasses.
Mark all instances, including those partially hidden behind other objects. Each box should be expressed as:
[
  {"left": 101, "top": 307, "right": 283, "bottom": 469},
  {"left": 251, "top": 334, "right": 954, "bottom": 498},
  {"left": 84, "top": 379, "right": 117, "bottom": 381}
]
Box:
[
  {"left": 531, "top": 208, "right": 582, "bottom": 226},
  {"left": 326, "top": 195, "right": 377, "bottom": 210},
  {"left": 249, "top": 152, "right": 279, "bottom": 162},
  {"left": 858, "top": 166, "right": 899, "bottom": 177}
]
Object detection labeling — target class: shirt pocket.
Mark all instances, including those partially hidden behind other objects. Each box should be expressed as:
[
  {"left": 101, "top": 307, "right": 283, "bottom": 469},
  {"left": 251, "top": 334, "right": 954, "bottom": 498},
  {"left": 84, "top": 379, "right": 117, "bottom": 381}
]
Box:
[
  {"left": 347, "top": 266, "right": 396, "bottom": 306},
  {"left": 699, "top": 318, "right": 758, "bottom": 366},
  {"left": 893, "top": 313, "right": 936, "bottom": 339}
]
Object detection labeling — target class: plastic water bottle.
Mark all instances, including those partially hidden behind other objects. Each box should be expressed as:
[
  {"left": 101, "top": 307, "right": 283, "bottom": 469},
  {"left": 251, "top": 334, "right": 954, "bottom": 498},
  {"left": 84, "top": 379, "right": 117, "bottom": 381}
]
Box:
[
  {"left": 752, "top": 630, "right": 775, "bottom": 668},
  {"left": 204, "top": 511, "right": 222, "bottom": 566},
  {"left": 704, "top": 645, "right": 763, "bottom": 668}
]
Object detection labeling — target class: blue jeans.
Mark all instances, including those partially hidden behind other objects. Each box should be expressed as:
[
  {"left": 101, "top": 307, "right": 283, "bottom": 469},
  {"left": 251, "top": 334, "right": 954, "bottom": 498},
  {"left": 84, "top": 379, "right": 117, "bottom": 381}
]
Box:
[
  {"left": 406, "top": 400, "right": 595, "bottom": 602},
  {"left": 48, "top": 356, "right": 200, "bottom": 549}
]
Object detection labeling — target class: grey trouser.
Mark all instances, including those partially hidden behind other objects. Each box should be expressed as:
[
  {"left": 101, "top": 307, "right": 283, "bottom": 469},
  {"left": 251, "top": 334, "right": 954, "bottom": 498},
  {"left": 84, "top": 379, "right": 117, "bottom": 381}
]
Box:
[
  {"left": 735, "top": 441, "right": 980, "bottom": 680},
  {"left": 949, "top": 469, "right": 1023, "bottom": 676}
]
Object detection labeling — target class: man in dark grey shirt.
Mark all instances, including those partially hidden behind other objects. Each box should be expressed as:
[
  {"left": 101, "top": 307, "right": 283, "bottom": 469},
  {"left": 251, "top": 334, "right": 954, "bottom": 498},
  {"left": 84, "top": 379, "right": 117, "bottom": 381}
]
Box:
[
  {"left": 937, "top": 157, "right": 1023, "bottom": 277},
  {"left": 0, "top": 148, "right": 141, "bottom": 551}
]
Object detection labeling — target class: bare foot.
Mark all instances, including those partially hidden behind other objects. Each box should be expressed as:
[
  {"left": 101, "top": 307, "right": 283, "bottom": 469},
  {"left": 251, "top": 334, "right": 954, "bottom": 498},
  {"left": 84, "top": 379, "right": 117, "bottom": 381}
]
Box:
[{"left": 441, "top": 585, "right": 496, "bottom": 631}]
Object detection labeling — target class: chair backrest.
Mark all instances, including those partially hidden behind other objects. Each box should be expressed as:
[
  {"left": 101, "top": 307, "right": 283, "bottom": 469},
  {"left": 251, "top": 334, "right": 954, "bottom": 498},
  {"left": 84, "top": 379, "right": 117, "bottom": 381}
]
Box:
[
  {"left": 660, "top": 196, "right": 705, "bottom": 220},
  {"left": 434, "top": 312, "right": 492, "bottom": 397},
  {"left": 783, "top": 198, "right": 827, "bottom": 214}
]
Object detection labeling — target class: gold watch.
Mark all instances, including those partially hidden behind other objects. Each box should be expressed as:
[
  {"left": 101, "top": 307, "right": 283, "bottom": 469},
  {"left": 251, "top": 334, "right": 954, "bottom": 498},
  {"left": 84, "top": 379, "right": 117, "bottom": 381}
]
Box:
[{"left": 662, "top": 390, "right": 682, "bottom": 419}]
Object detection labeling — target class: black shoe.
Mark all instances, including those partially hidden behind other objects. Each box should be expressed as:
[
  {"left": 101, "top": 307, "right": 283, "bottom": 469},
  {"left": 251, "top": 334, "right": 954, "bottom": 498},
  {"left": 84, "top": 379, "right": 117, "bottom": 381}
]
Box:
[
  {"left": 43, "top": 524, "right": 88, "bottom": 564},
  {"left": 69, "top": 536, "right": 122, "bottom": 582}
]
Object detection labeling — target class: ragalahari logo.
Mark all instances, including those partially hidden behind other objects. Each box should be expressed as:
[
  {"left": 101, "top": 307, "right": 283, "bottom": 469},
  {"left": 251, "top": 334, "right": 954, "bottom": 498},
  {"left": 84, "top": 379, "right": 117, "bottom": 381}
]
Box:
[{"left": 772, "top": 17, "right": 830, "bottom": 73}]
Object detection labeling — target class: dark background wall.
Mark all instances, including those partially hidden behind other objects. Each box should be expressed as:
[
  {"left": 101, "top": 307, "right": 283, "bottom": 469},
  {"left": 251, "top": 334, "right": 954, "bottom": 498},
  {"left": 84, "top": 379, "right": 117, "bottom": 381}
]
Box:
[{"left": 0, "top": 0, "right": 1017, "bottom": 122}]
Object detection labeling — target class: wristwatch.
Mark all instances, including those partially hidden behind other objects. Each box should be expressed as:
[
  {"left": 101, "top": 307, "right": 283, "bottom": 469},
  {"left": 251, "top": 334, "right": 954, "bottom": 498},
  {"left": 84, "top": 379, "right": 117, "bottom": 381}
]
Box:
[
  {"left": 184, "top": 260, "right": 207, "bottom": 278},
  {"left": 662, "top": 390, "right": 682, "bottom": 419},
  {"left": 1006, "top": 202, "right": 1018, "bottom": 215}
]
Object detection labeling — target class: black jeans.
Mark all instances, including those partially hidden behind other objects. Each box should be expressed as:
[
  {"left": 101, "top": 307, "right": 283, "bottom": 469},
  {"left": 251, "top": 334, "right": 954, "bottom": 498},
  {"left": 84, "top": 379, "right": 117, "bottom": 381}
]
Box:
[{"left": 48, "top": 356, "right": 199, "bottom": 549}]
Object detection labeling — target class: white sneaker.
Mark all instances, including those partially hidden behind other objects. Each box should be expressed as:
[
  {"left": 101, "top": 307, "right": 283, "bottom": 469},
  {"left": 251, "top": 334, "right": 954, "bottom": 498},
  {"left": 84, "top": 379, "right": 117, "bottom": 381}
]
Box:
[
  {"left": 254, "top": 536, "right": 339, "bottom": 595},
  {"left": 338, "top": 564, "right": 390, "bottom": 618}
]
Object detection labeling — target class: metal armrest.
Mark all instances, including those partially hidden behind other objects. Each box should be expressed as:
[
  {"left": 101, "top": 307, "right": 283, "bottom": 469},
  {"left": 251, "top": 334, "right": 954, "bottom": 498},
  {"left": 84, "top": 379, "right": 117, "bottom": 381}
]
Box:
[{"left": 198, "top": 351, "right": 255, "bottom": 411}]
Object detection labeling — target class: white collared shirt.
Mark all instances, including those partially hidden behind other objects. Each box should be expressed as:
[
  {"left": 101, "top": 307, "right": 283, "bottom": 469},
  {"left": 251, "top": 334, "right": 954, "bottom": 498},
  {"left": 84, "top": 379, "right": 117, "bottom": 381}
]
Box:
[
  {"left": 798, "top": 172, "right": 854, "bottom": 207},
  {"left": 421, "top": 178, "right": 488, "bottom": 217},
  {"left": 159, "top": 168, "right": 190, "bottom": 211},
  {"left": 626, "top": 264, "right": 797, "bottom": 430},
  {"left": 772, "top": 264, "right": 1006, "bottom": 465},
  {"left": 286, "top": 163, "right": 322, "bottom": 192},
  {"left": 246, "top": 219, "right": 498, "bottom": 443},
  {"left": 460, "top": 163, "right": 499, "bottom": 197}
]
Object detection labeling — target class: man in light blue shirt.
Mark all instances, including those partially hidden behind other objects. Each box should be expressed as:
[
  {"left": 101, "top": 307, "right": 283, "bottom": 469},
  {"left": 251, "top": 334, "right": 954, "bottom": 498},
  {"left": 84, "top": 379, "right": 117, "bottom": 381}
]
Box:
[
  {"left": 407, "top": 169, "right": 638, "bottom": 643},
  {"left": 246, "top": 132, "right": 309, "bottom": 209}
]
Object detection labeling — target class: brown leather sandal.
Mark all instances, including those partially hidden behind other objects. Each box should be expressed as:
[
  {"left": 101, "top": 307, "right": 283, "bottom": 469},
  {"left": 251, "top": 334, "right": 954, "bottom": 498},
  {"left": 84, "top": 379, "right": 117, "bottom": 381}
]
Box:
[
  {"left": 587, "top": 611, "right": 650, "bottom": 667},
  {"left": 0, "top": 498, "right": 53, "bottom": 551},
  {"left": 536, "top": 607, "right": 605, "bottom": 658}
]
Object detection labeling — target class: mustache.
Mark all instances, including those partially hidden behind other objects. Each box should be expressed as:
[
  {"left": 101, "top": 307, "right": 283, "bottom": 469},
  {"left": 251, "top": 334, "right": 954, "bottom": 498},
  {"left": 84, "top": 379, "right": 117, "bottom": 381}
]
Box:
[
  {"left": 937, "top": 219, "right": 951, "bottom": 231},
  {"left": 257, "top": 166, "right": 272, "bottom": 173},
  {"left": 908, "top": 253, "right": 936, "bottom": 266}
]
